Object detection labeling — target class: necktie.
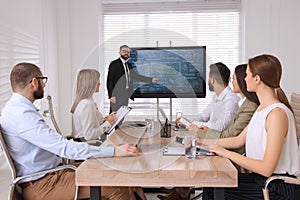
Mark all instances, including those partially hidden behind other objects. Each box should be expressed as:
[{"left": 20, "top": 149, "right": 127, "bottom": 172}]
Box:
[{"left": 125, "top": 62, "right": 130, "bottom": 88}]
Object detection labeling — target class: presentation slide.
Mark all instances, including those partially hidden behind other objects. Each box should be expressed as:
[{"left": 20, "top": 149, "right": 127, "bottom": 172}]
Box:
[{"left": 128, "top": 46, "right": 206, "bottom": 98}]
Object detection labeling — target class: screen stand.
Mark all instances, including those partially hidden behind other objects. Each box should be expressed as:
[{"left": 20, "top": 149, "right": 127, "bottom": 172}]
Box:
[
  {"left": 156, "top": 98, "right": 159, "bottom": 120},
  {"left": 170, "top": 98, "right": 172, "bottom": 122},
  {"left": 156, "top": 98, "right": 173, "bottom": 122}
]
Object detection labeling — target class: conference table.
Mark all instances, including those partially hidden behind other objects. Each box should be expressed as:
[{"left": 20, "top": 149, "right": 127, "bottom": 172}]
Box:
[{"left": 75, "top": 122, "right": 238, "bottom": 200}]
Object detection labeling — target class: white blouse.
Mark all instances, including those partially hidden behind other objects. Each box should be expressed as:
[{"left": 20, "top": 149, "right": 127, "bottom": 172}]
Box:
[
  {"left": 246, "top": 103, "right": 299, "bottom": 175},
  {"left": 72, "top": 98, "right": 111, "bottom": 140}
]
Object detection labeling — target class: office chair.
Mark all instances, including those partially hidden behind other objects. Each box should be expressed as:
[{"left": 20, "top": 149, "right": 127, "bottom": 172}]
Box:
[
  {"left": 0, "top": 129, "right": 78, "bottom": 200},
  {"left": 262, "top": 92, "right": 300, "bottom": 200},
  {"left": 47, "top": 94, "right": 102, "bottom": 146}
]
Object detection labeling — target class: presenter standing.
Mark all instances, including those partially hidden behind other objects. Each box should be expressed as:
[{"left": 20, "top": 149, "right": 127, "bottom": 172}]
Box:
[{"left": 107, "top": 45, "right": 158, "bottom": 113}]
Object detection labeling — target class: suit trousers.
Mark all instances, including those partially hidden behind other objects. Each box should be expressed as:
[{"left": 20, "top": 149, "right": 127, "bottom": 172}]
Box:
[{"left": 22, "top": 164, "right": 130, "bottom": 200}]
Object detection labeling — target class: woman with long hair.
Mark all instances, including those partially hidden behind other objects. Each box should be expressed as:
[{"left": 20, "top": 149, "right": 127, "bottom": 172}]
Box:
[
  {"left": 203, "top": 54, "right": 300, "bottom": 199},
  {"left": 71, "top": 69, "right": 115, "bottom": 141}
]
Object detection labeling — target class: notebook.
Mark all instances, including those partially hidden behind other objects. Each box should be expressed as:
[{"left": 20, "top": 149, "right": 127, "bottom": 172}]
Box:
[{"left": 104, "top": 106, "right": 132, "bottom": 135}]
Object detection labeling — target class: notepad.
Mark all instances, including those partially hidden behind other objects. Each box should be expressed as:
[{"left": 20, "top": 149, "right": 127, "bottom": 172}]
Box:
[{"left": 104, "top": 106, "right": 132, "bottom": 135}]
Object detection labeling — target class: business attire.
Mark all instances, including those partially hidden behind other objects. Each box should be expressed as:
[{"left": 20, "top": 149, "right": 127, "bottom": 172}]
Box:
[
  {"left": 0, "top": 93, "right": 129, "bottom": 200},
  {"left": 192, "top": 86, "right": 240, "bottom": 131},
  {"left": 203, "top": 103, "right": 300, "bottom": 200},
  {"left": 107, "top": 57, "right": 152, "bottom": 112},
  {"left": 197, "top": 98, "right": 258, "bottom": 155},
  {"left": 167, "top": 98, "right": 258, "bottom": 200},
  {"left": 72, "top": 98, "right": 111, "bottom": 141}
]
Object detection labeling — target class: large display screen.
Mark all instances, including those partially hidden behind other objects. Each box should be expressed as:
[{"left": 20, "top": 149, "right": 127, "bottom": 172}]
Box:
[{"left": 128, "top": 46, "right": 206, "bottom": 98}]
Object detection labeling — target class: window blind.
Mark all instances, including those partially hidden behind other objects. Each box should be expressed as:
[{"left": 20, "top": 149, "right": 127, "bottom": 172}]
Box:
[
  {"left": 0, "top": 24, "right": 41, "bottom": 112},
  {"left": 100, "top": 0, "right": 241, "bottom": 120}
]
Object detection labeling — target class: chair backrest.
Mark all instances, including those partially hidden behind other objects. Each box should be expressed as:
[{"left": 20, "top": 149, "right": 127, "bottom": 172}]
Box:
[
  {"left": 46, "top": 94, "right": 62, "bottom": 134},
  {"left": 0, "top": 129, "right": 22, "bottom": 200},
  {"left": 290, "top": 93, "right": 300, "bottom": 138},
  {"left": 0, "top": 129, "right": 17, "bottom": 181}
]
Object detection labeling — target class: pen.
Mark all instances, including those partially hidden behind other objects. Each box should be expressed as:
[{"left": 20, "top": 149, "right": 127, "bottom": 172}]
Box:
[{"left": 134, "top": 125, "right": 148, "bottom": 147}]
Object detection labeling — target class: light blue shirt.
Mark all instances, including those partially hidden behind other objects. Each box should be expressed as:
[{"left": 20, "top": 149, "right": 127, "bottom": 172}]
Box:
[
  {"left": 192, "top": 86, "right": 240, "bottom": 131},
  {"left": 0, "top": 93, "right": 114, "bottom": 183}
]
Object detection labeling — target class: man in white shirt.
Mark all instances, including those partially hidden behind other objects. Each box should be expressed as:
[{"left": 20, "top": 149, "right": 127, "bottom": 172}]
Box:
[
  {"left": 0, "top": 62, "right": 138, "bottom": 200},
  {"left": 192, "top": 62, "right": 240, "bottom": 131},
  {"left": 177, "top": 62, "right": 240, "bottom": 132}
]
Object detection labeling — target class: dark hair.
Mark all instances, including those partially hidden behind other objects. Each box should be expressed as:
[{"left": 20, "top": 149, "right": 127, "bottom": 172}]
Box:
[
  {"left": 120, "top": 45, "right": 129, "bottom": 51},
  {"left": 209, "top": 62, "right": 230, "bottom": 85},
  {"left": 10, "top": 62, "right": 42, "bottom": 91},
  {"left": 235, "top": 64, "right": 259, "bottom": 105},
  {"left": 248, "top": 54, "right": 292, "bottom": 111}
]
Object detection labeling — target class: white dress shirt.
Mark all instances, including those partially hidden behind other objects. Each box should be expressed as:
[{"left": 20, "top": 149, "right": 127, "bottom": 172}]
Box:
[
  {"left": 0, "top": 93, "right": 114, "bottom": 183},
  {"left": 72, "top": 98, "right": 111, "bottom": 140},
  {"left": 192, "top": 86, "right": 240, "bottom": 131}
]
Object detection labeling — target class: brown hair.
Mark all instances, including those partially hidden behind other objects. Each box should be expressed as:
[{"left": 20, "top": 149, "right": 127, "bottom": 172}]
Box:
[
  {"left": 120, "top": 45, "right": 129, "bottom": 51},
  {"left": 10, "top": 62, "right": 42, "bottom": 91},
  {"left": 209, "top": 62, "right": 230, "bottom": 86},
  {"left": 248, "top": 54, "right": 292, "bottom": 111}
]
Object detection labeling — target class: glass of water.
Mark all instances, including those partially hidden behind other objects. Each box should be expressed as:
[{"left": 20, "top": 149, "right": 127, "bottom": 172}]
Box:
[{"left": 184, "top": 132, "right": 196, "bottom": 159}]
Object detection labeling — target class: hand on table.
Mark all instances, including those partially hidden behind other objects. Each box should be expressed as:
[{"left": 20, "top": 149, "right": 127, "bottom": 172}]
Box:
[{"left": 114, "top": 144, "right": 140, "bottom": 157}]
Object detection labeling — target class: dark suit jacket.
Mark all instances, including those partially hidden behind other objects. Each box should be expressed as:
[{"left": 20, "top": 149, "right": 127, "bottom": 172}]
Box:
[{"left": 107, "top": 58, "right": 152, "bottom": 101}]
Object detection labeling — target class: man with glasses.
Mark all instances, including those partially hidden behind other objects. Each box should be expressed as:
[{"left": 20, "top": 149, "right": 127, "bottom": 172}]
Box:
[
  {"left": 107, "top": 45, "right": 158, "bottom": 113},
  {"left": 0, "top": 62, "right": 139, "bottom": 199}
]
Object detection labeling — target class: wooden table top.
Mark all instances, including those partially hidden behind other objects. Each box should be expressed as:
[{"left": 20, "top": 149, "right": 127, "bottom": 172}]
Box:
[{"left": 76, "top": 122, "right": 238, "bottom": 188}]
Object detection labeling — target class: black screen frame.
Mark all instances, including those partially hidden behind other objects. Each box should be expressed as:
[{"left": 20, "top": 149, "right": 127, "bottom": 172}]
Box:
[{"left": 129, "top": 46, "right": 206, "bottom": 98}]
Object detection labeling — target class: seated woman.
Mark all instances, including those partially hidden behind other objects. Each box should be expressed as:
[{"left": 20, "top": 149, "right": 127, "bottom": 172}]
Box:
[
  {"left": 158, "top": 64, "right": 260, "bottom": 200},
  {"left": 70, "top": 69, "right": 146, "bottom": 200},
  {"left": 70, "top": 69, "right": 116, "bottom": 141},
  {"left": 203, "top": 54, "right": 300, "bottom": 199}
]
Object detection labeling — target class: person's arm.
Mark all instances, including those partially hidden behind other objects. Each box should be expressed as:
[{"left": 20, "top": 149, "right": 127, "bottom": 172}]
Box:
[
  {"left": 107, "top": 62, "right": 116, "bottom": 99},
  {"left": 212, "top": 108, "right": 288, "bottom": 177},
  {"left": 192, "top": 101, "right": 212, "bottom": 126},
  {"left": 130, "top": 67, "right": 153, "bottom": 82}
]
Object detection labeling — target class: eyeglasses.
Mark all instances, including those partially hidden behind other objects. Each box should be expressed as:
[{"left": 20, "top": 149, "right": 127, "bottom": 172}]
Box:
[
  {"left": 29, "top": 77, "right": 48, "bottom": 84},
  {"left": 121, "top": 50, "right": 130, "bottom": 54}
]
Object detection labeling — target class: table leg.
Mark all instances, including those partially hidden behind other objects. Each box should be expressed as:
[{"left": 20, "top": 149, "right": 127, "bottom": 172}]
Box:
[
  {"left": 90, "top": 186, "right": 101, "bottom": 200},
  {"left": 214, "top": 188, "right": 225, "bottom": 200}
]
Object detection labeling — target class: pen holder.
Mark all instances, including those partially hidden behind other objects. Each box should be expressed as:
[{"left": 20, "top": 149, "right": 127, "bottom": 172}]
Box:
[{"left": 160, "top": 123, "right": 171, "bottom": 138}]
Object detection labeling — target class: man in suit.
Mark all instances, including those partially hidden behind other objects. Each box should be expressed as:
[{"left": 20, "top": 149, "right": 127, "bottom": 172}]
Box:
[{"left": 107, "top": 45, "right": 158, "bottom": 112}]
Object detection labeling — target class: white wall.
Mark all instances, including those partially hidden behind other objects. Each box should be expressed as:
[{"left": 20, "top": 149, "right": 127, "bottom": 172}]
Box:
[
  {"left": 243, "top": 0, "right": 300, "bottom": 96},
  {"left": 56, "top": 0, "right": 101, "bottom": 134}
]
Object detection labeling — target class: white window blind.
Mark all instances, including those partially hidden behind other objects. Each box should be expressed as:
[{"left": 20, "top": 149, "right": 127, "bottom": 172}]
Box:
[
  {"left": 100, "top": 0, "right": 241, "bottom": 120},
  {"left": 0, "top": 24, "right": 41, "bottom": 112}
]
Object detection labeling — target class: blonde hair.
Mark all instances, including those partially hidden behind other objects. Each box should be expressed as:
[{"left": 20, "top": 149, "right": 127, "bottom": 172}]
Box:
[{"left": 70, "top": 69, "right": 100, "bottom": 113}]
